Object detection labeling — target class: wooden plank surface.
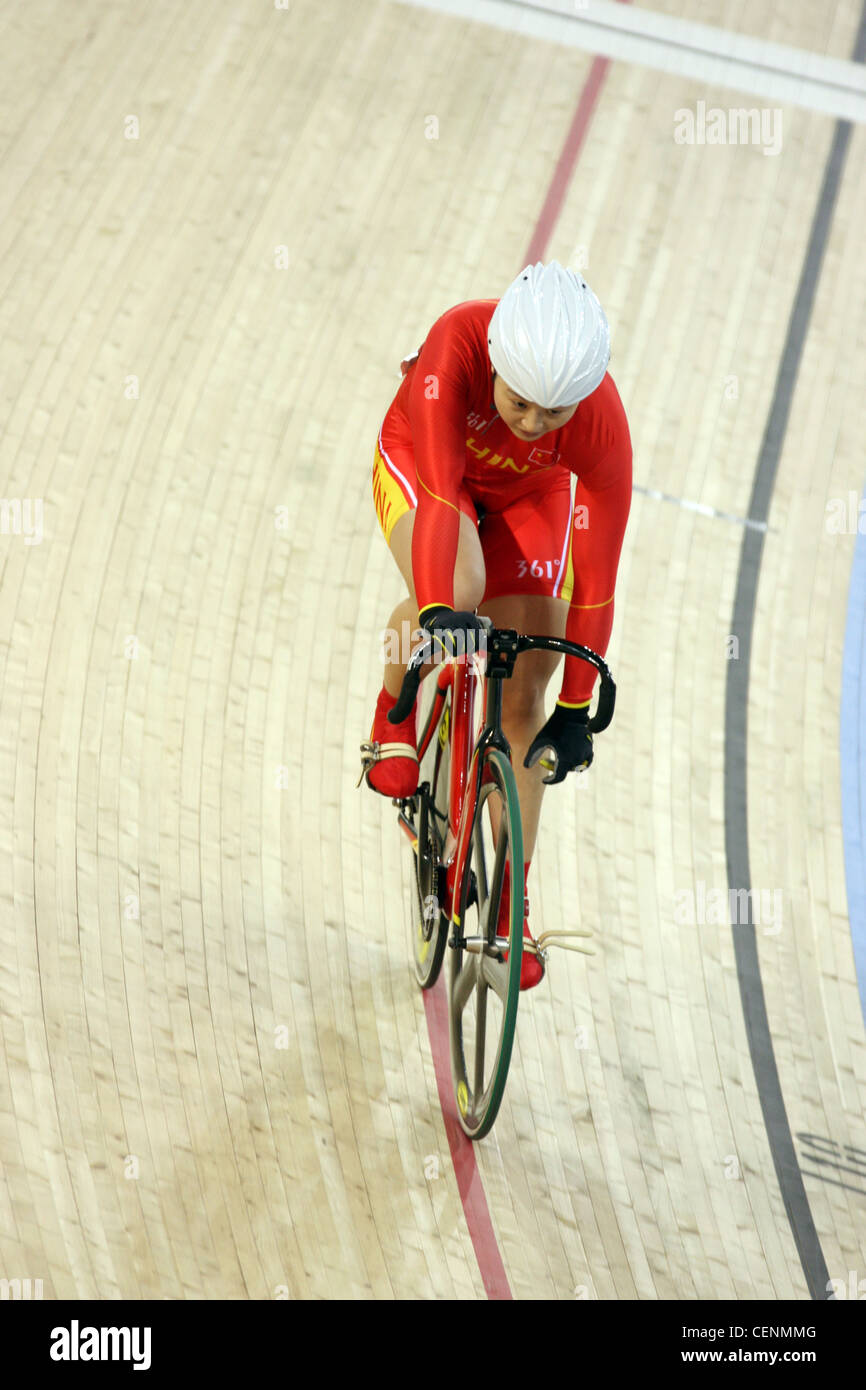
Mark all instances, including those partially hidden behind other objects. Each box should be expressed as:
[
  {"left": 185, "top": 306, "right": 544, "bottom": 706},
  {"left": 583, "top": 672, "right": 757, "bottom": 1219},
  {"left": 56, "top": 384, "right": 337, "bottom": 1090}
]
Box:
[{"left": 0, "top": 0, "right": 864, "bottom": 1301}]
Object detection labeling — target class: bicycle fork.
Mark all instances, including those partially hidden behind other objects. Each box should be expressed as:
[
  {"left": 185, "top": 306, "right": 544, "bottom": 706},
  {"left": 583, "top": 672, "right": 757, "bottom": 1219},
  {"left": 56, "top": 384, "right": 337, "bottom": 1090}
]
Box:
[{"left": 446, "top": 656, "right": 513, "bottom": 949}]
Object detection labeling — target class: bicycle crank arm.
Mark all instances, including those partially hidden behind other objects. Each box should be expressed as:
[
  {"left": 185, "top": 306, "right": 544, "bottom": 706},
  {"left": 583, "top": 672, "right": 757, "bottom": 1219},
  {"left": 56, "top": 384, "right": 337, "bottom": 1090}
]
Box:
[
  {"left": 397, "top": 809, "right": 418, "bottom": 846},
  {"left": 449, "top": 934, "right": 510, "bottom": 955}
]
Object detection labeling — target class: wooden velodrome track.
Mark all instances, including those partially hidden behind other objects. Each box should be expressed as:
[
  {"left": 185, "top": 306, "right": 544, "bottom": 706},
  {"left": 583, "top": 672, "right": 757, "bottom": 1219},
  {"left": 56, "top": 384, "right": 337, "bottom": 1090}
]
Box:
[{"left": 1, "top": 0, "right": 866, "bottom": 1303}]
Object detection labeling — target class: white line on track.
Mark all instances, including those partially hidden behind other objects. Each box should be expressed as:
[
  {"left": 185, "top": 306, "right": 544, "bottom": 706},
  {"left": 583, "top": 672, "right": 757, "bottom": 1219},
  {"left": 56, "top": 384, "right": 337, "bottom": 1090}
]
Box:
[
  {"left": 632, "top": 483, "right": 769, "bottom": 531},
  {"left": 394, "top": 0, "right": 866, "bottom": 122}
]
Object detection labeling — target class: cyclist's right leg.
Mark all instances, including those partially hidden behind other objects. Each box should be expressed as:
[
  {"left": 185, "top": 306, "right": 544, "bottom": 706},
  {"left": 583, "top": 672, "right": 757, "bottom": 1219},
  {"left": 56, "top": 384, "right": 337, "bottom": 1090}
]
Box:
[{"left": 379, "top": 509, "right": 487, "bottom": 897}]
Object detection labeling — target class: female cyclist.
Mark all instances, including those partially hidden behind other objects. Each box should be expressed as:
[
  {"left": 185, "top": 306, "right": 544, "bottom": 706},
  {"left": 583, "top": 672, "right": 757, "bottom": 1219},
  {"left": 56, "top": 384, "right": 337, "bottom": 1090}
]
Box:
[{"left": 361, "top": 261, "right": 632, "bottom": 989}]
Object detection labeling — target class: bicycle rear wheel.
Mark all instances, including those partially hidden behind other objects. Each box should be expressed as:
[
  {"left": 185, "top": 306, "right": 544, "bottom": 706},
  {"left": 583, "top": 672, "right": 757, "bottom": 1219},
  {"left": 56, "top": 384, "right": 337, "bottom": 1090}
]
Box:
[
  {"left": 410, "top": 672, "right": 451, "bottom": 988},
  {"left": 448, "top": 747, "right": 524, "bottom": 1139}
]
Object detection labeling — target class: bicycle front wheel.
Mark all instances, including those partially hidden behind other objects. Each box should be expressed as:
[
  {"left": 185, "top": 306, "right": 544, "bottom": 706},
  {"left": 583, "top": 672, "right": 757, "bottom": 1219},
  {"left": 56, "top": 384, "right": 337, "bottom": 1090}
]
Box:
[{"left": 448, "top": 747, "right": 524, "bottom": 1140}]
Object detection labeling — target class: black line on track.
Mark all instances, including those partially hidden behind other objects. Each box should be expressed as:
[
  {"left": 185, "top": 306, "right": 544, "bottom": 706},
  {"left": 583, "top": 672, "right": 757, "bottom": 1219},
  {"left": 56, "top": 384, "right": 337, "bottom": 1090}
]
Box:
[{"left": 724, "top": 4, "right": 866, "bottom": 1303}]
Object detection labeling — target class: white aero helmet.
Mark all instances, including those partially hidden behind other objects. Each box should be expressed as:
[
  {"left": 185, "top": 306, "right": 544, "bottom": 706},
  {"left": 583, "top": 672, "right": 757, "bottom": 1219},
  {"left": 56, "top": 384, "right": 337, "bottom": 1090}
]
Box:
[{"left": 488, "top": 261, "right": 610, "bottom": 409}]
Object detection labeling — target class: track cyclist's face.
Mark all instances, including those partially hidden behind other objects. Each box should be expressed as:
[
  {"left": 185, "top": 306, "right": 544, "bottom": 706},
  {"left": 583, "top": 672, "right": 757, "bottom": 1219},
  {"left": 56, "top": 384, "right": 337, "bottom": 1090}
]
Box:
[{"left": 492, "top": 372, "right": 578, "bottom": 441}]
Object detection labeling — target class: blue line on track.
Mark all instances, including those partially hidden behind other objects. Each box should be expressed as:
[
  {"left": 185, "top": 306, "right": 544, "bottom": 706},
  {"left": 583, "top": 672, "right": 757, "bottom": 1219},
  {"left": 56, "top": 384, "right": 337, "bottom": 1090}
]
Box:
[{"left": 840, "top": 492, "right": 866, "bottom": 1029}]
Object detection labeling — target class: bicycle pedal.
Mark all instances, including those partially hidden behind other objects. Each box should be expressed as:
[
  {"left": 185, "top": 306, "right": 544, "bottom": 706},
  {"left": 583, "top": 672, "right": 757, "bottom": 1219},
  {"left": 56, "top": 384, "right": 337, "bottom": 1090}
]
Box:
[
  {"left": 357, "top": 740, "right": 377, "bottom": 788},
  {"left": 356, "top": 738, "right": 418, "bottom": 790},
  {"left": 450, "top": 933, "right": 510, "bottom": 957},
  {"left": 459, "top": 935, "right": 486, "bottom": 954}
]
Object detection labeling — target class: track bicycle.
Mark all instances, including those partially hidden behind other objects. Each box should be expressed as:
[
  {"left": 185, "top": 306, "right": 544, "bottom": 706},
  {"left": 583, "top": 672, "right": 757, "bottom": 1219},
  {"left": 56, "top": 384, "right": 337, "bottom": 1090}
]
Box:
[{"left": 362, "top": 620, "right": 616, "bottom": 1140}]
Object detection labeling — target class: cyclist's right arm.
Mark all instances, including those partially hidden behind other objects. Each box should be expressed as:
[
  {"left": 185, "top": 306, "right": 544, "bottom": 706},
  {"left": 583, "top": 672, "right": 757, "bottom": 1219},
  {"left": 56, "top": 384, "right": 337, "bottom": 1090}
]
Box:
[{"left": 401, "top": 309, "right": 475, "bottom": 625}]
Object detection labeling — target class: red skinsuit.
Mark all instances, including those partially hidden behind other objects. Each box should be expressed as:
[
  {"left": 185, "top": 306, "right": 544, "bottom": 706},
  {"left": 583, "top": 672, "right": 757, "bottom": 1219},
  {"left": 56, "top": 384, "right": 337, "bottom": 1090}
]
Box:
[{"left": 381, "top": 298, "right": 632, "bottom": 704}]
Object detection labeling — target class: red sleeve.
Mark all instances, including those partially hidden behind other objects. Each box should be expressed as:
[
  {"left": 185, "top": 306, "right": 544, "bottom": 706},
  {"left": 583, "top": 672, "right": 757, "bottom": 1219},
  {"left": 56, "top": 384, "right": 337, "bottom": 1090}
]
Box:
[
  {"left": 401, "top": 306, "right": 485, "bottom": 617},
  {"left": 559, "top": 378, "right": 632, "bottom": 706}
]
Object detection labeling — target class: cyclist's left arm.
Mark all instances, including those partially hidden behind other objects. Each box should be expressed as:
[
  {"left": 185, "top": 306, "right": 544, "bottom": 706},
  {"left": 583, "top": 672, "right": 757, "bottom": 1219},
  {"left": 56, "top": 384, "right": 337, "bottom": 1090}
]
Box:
[{"left": 558, "top": 381, "right": 633, "bottom": 709}]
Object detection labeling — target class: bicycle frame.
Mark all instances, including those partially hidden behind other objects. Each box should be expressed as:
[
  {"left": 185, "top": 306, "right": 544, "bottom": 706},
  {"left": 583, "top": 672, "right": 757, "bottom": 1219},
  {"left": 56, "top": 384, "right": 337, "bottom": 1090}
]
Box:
[
  {"left": 403, "top": 656, "right": 480, "bottom": 918},
  {"left": 396, "top": 626, "right": 615, "bottom": 924},
  {"left": 407, "top": 640, "right": 517, "bottom": 926},
  {"left": 388, "top": 624, "right": 615, "bottom": 1137}
]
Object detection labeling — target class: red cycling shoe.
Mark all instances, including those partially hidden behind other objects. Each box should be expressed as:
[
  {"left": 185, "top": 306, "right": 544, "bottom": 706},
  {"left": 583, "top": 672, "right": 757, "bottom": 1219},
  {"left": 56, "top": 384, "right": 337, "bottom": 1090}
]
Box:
[
  {"left": 497, "top": 860, "right": 543, "bottom": 990},
  {"left": 359, "top": 686, "right": 419, "bottom": 798},
  {"left": 439, "top": 836, "right": 542, "bottom": 988}
]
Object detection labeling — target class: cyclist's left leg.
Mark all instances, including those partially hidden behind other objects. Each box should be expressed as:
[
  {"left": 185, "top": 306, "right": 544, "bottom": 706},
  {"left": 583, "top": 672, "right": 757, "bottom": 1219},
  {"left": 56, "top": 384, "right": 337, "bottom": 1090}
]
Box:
[
  {"left": 474, "top": 473, "right": 573, "bottom": 860},
  {"left": 474, "top": 481, "right": 573, "bottom": 988},
  {"left": 476, "top": 591, "right": 564, "bottom": 988}
]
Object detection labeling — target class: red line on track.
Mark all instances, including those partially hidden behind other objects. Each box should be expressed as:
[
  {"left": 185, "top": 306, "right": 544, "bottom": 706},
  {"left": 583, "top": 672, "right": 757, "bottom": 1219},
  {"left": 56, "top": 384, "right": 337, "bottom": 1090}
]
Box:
[
  {"left": 523, "top": 54, "right": 611, "bottom": 266},
  {"left": 423, "top": 977, "right": 512, "bottom": 1300},
  {"left": 423, "top": 14, "right": 628, "bottom": 1296}
]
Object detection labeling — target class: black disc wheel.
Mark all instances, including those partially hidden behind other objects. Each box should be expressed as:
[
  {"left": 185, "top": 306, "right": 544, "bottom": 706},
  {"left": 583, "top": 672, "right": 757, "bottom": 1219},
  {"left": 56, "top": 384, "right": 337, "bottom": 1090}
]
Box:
[{"left": 409, "top": 673, "right": 451, "bottom": 988}]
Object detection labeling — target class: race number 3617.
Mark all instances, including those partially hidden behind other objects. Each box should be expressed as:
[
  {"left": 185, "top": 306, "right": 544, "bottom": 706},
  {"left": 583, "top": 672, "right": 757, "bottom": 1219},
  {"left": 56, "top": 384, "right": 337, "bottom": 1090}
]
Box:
[{"left": 517, "top": 558, "right": 561, "bottom": 579}]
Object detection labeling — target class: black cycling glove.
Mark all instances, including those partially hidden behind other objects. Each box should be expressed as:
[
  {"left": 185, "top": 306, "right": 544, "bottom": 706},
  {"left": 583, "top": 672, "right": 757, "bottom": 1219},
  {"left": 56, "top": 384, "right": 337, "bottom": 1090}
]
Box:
[
  {"left": 419, "top": 604, "right": 487, "bottom": 659},
  {"left": 524, "top": 701, "right": 593, "bottom": 785}
]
